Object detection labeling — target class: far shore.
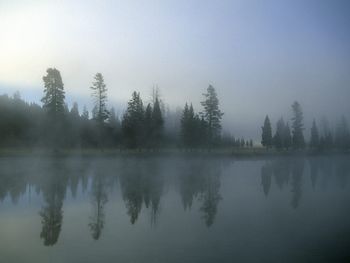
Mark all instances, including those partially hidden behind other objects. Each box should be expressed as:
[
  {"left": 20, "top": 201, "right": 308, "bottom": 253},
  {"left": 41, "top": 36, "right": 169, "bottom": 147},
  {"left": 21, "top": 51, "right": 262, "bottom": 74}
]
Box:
[{"left": 0, "top": 147, "right": 348, "bottom": 158}]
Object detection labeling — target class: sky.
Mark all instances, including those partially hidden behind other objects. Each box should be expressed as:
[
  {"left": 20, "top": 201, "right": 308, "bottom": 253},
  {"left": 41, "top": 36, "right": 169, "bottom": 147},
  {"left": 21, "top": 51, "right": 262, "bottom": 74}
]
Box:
[{"left": 0, "top": 0, "right": 350, "bottom": 138}]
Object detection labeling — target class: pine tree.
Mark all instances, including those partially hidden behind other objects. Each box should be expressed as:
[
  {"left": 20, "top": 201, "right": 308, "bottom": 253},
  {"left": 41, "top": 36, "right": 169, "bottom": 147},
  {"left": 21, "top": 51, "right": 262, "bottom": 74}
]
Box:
[
  {"left": 70, "top": 102, "right": 79, "bottom": 118},
  {"left": 121, "top": 91, "right": 144, "bottom": 149},
  {"left": 41, "top": 68, "right": 66, "bottom": 148},
  {"left": 201, "top": 85, "right": 224, "bottom": 147},
  {"left": 90, "top": 73, "right": 109, "bottom": 125},
  {"left": 284, "top": 122, "right": 292, "bottom": 150},
  {"left": 261, "top": 115, "right": 273, "bottom": 148},
  {"left": 310, "top": 119, "right": 320, "bottom": 149},
  {"left": 82, "top": 106, "right": 89, "bottom": 120},
  {"left": 291, "top": 101, "right": 305, "bottom": 149},
  {"left": 41, "top": 68, "right": 65, "bottom": 119},
  {"left": 180, "top": 103, "right": 193, "bottom": 148},
  {"left": 107, "top": 107, "right": 120, "bottom": 147},
  {"left": 151, "top": 97, "right": 164, "bottom": 148},
  {"left": 274, "top": 118, "right": 286, "bottom": 150},
  {"left": 144, "top": 103, "right": 153, "bottom": 148}
]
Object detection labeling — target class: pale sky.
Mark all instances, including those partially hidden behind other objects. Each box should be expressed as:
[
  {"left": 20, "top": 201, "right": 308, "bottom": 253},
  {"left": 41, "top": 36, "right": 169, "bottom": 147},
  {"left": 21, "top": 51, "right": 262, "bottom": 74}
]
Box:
[{"left": 1, "top": 0, "right": 350, "bottom": 138}]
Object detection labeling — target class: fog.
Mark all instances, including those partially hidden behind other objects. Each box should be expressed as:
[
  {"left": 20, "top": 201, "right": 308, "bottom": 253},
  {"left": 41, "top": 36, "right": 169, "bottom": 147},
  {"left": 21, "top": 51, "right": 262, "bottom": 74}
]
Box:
[{"left": 1, "top": 0, "right": 350, "bottom": 138}]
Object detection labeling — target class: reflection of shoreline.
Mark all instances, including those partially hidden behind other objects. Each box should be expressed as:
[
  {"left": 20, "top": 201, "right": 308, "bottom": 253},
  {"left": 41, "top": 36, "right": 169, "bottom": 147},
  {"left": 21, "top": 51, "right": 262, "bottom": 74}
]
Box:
[
  {"left": 0, "top": 156, "right": 349, "bottom": 245},
  {"left": 260, "top": 156, "right": 350, "bottom": 208},
  {"left": 261, "top": 158, "right": 305, "bottom": 209}
]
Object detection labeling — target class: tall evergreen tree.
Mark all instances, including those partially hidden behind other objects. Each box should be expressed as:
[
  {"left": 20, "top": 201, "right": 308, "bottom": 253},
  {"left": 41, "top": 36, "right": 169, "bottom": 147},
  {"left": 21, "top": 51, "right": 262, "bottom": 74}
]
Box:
[
  {"left": 291, "top": 101, "right": 305, "bottom": 149},
  {"left": 284, "top": 122, "right": 292, "bottom": 150},
  {"left": 144, "top": 103, "right": 153, "bottom": 148},
  {"left": 151, "top": 97, "right": 164, "bottom": 148},
  {"left": 107, "top": 107, "right": 120, "bottom": 147},
  {"left": 70, "top": 102, "right": 79, "bottom": 118},
  {"left": 310, "top": 119, "right": 320, "bottom": 149},
  {"left": 41, "top": 68, "right": 65, "bottom": 119},
  {"left": 274, "top": 118, "right": 286, "bottom": 150},
  {"left": 81, "top": 106, "right": 89, "bottom": 120},
  {"left": 261, "top": 115, "right": 273, "bottom": 148},
  {"left": 41, "top": 68, "right": 66, "bottom": 148},
  {"left": 180, "top": 103, "right": 192, "bottom": 148},
  {"left": 201, "top": 85, "right": 224, "bottom": 147},
  {"left": 90, "top": 73, "right": 109, "bottom": 124},
  {"left": 121, "top": 91, "right": 144, "bottom": 149}
]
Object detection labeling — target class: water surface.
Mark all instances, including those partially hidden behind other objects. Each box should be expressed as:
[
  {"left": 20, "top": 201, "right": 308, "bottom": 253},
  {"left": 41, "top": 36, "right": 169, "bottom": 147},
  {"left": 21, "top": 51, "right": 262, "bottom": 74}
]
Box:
[{"left": 0, "top": 155, "right": 349, "bottom": 262}]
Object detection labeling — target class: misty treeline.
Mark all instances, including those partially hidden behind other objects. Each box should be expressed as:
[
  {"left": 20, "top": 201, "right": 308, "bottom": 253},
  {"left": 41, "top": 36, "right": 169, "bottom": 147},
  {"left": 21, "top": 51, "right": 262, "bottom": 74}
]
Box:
[
  {"left": 261, "top": 101, "right": 350, "bottom": 152},
  {"left": 0, "top": 68, "right": 253, "bottom": 150}
]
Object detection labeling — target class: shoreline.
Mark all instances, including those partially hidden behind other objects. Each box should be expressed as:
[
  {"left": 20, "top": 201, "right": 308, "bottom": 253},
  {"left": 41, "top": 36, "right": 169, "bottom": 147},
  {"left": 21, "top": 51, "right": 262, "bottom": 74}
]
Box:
[{"left": 0, "top": 147, "right": 348, "bottom": 158}]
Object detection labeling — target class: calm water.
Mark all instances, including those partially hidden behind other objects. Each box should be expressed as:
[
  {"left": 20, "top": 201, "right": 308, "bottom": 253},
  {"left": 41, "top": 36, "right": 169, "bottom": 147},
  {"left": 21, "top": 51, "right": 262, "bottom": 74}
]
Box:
[{"left": 0, "top": 155, "right": 349, "bottom": 263}]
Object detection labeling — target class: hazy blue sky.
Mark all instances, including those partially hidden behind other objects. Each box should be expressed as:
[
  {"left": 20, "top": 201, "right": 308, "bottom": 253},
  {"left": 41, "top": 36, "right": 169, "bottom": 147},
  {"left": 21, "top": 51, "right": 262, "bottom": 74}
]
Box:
[{"left": 1, "top": 0, "right": 349, "bottom": 138}]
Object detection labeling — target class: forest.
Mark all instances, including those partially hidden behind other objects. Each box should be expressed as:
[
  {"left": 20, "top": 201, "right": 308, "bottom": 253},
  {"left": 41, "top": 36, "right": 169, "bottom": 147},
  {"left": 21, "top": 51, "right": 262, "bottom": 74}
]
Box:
[{"left": 0, "top": 67, "right": 349, "bottom": 152}]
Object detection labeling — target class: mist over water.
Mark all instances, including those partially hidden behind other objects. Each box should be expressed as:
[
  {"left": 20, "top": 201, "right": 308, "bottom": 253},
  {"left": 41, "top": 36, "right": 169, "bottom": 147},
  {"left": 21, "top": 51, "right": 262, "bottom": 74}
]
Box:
[{"left": 0, "top": 155, "right": 349, "bottom": 263}]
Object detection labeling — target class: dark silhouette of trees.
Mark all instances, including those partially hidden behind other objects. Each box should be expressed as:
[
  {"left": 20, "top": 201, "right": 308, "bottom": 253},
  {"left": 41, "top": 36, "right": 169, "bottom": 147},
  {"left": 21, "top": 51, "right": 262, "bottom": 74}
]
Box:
[
  {"left": 42, "top": 68, "right": 66, "bottom": 119},
  {"left": 1, "top": 67, "right": 350, "bottom": 152},
  {"left": 261, "top": 115, "right": 273, "bottom": 148},
  {"left": 121, "top": 91, "right": 145, "bottom": 149},
  {"left": 41, "top": 68, "right": 66, "bottom": 148},
  {"left": 273, "top": 118, "right": 293, "bottom": 150},
  {"left": 91, "top": 73, "right": 109, "bottom": 125},
  {"left": 200, "top": 85, "right": 224, "bottom": 147},
  {"left": 291, "top": 101, "right": 305, "bottom": 149},
  {"left": 151, "top": 97, "right": 164, "bottom": 149},
  {"left": 180, "top": 103, "right": 208, "bottom": 149},
  {"left": 284, "top": 122, "right": 292, "bottom": 150},
  {"left": 310, "top": 120, "right": 320, "bottom": 150},
  {"left": 180, "top": 103, "right": 195, "bottom": 148},
  {"left": 273, "top": 118, "right": 285, "bottom": 150}
]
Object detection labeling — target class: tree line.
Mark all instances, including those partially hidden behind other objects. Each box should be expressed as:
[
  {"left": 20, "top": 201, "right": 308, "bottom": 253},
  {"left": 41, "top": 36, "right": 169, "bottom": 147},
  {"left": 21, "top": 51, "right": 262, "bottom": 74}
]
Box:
[
  {"left": 1, "top": 67, "right": 349, "bottom": 152},
  {"left": 261, "top": 101, "right": 350, "bottom": 151},
  {"left": 0, "top": 68, "right": 232, "bottom": 150}
]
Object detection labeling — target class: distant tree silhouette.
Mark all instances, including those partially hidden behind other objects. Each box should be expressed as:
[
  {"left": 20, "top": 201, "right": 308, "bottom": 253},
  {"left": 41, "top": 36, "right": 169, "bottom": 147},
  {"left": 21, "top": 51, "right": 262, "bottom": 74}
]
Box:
[
  {"left": 82, "top": 105, "right": 89, "bottom": 120},
  {"left": 310, "top": 119, "right": 320, "bottom": 150},
  {"left": 201, "top": 85, "right": 224, "bottom": 147},
  {"left": 107, "top": 107, "right": 121, "bottom": 147},
  {"left": 261, "top": 115, "right": 273, "bottom": 148},
  {"left": 41, "top": 68, "right": 66, "bottom": 148},
  {"left": 151, "top": 96, "right": 164, "bottom": 149},
  {"left": 41, "top": 68, "right": 66, "bottom": 119},
  {"left": 291, "top": 101, "right": 305, "bottom": 149},
  {"left": 122, "top": 91, "right": 144, "bottom": 149},
  {"left": 180, "top": 103, "right": 195, "bottom": 149},
  {"left": 91, "top": 73, "right": 109, "bottom": 125},
  {"left": 273, "top": 118, "right": 286, "bottom": 150},
  {"left": 284, "top": 122, "right": 292, "bottom": 150}
]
